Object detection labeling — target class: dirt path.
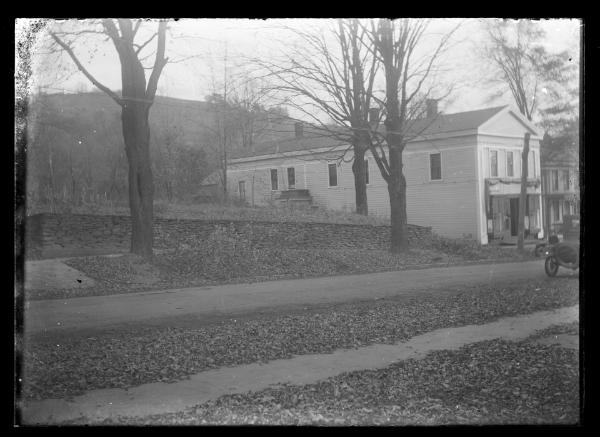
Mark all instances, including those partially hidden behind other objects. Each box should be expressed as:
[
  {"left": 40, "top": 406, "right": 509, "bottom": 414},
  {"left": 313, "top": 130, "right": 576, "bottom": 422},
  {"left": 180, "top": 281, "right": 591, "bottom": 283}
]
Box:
[
  {"left": 24, "top": 260, "right": 551, "bottom": 334},
  {"left": 20, "top": 304, "right": 578, "bottom": 425}
]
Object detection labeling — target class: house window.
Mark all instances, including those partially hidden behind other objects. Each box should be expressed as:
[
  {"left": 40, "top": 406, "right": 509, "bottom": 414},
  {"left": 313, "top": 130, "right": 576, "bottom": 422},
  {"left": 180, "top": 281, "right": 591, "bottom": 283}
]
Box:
[
  {"left": 238, "top": 181, "right": 246, "bottom": 200},
  {"left": 328, "top": 163, "right": 338, "bottom": 187},
  {"left": 552, "top": 170, "right": 559, "bottom": 191},
  {"left": 552, "top": 199, "right": 560, "bottom": 222},
  {"left": 507, "top": 151, "right": 514, "bottom": 177},
  {"left": 270, "top": 169, "right": 278, "bottom": 191},
  {"left": 430, "top": 153, "right": 442, "bottom": 180},
  {"left": 364, "top": 159, "right": 370, "bottom": 185},
  {"left": 490, "top": 150, "right": 498, "bottom": 177},
  {"left": 287, "top": 167, "right": 295, "bottom": 189},
  {"left": 532, "top": 150, "right": 537, "bottom": 178},
  {"left": 563, "top": 170, "right": 570, "bottom": 191}
]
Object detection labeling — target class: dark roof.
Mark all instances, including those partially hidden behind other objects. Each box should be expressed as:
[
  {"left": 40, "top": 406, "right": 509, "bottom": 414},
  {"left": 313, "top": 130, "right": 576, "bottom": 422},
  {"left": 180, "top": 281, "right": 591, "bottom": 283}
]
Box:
[
  {"left": 231, "top": 132, "right": 347, "bottom": 159},
  {"left": 230, "top": 105, "right": 508, "bottom": 160},
  {"left": 408, "top": 105, "right": 507, "bottom": 136}
]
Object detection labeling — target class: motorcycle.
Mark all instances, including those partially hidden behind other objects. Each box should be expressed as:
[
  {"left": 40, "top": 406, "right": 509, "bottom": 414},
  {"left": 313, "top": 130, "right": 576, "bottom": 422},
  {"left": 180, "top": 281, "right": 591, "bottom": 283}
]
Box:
[{"left": 543, "top": 239, "right": 580, "bottom": 277}]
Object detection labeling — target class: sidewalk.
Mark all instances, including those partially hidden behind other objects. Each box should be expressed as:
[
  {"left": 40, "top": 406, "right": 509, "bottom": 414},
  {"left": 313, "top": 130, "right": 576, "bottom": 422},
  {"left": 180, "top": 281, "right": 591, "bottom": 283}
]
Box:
[
  {"left": 24, "top": 259, "right": 96, "bottom": 291},
  {"left": 21, "top": 304, "right": 579, "bottom": 424},
  {"left": 24, "top": 260, "right": 548, "bottom": 334}
]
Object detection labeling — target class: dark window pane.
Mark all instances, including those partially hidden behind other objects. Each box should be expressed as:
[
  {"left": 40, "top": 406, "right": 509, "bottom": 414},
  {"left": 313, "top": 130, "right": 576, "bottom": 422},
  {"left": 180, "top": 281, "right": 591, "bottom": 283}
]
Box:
[
  {"left": 287, "top": 167, "right": 295, "bottom": 189},
  {"left": 490, "top": 150, "right": 498, "bottom": 177},
  {"left": 507, "top": 152, "right": 514, "bottom": 177},
  {"left": 328, "top": 163, "right": 337, "bottom": 187},
  {"left": 553, "top": 200, "right": 560, "bottom": 221},
  {"left": 430, "top": 153, "right": 441, "bottom": 180},
  {"left": 365, "top": 159, "right": 369, "bottom": 185},
  {"left": 238, "top": 181, "right": 245, "bottom": 200},
  {"left": 271, "top": 169, "right": 278, "bottom": 190}
]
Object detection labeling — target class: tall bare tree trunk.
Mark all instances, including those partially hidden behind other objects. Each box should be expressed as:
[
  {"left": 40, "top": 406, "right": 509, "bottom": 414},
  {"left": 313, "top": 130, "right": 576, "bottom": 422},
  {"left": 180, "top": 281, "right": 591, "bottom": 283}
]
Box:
[
  {"left": 50, "top": 19, "right": 167, "bottom": 260},
  {"left": 388, "top": 146, "right": 409, "bottom": 252},
  {"left": 222, "top": 147, "right": 228, "bottom": 197},
  {"left": 384, "top": 61, "right": 409, "bottom": 253},
  {"left": 517, "top": 132, "right": 530, "bottom": 252},
  {"left": 122, "top": 101, "right": 154, "bottom": 259},
  {"left": 352, "top": 144, "right": 368, "bottom": 216},
  {"left": 47, "top": 134, "right": 56, "bottom": 213}
]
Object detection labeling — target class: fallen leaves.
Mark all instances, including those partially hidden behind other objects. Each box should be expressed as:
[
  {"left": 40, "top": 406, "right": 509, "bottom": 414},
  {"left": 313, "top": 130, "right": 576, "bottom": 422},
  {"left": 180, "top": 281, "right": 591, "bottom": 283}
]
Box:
[
  {"left": 83, "top": 336, "right": 579, "bottom": 425},
  {"left": 27, "top": 225, "right": 536, "bottom": 301},
  {"left": 21, "top": 278, "right": 578, "bottom": 405}
]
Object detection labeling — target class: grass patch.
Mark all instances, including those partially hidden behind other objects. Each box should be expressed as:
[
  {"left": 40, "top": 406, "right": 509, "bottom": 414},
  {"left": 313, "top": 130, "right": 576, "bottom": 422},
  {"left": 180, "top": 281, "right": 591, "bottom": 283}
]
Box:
[{"left": 30, "top": 201, "right": 391, "bottom": 226}]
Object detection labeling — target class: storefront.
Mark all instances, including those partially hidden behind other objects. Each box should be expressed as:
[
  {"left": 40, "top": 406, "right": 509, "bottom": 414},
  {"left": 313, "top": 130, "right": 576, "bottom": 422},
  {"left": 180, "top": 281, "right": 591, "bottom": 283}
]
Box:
[{"left": 485, "top": 178, "right": 543, "bottom": 243}]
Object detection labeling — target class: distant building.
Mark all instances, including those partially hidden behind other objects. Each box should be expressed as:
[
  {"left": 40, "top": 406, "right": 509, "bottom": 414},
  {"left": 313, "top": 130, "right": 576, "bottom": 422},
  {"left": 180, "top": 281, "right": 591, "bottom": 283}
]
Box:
[
  {"left": 540, "top": 133, "right": 580, "bottom": 237},
  {"left": 225, "top": 105, "right": 545, "bottom": 245}
]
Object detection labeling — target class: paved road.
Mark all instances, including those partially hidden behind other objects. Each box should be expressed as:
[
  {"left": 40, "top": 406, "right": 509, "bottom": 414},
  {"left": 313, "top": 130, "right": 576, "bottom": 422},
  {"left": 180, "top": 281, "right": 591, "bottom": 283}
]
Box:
[{"left": 24, "top": 260, "right": 548, "bottom": 334}]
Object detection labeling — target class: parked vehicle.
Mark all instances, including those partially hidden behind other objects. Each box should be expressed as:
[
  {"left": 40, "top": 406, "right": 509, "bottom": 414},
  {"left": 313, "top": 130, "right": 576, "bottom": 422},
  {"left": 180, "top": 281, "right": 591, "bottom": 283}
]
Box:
[
  {"left": 544, "top": 237, "right": 579, "bottom": 277},
  {"left": 534, "top": 214, "right": 580, "bottom": 257}
]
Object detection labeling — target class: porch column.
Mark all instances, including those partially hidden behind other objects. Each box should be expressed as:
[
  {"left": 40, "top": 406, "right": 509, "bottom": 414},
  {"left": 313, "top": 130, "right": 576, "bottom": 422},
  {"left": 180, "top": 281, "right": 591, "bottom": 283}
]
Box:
[{"left": 538, "top": 193, "right": 544, "bottom": 239}]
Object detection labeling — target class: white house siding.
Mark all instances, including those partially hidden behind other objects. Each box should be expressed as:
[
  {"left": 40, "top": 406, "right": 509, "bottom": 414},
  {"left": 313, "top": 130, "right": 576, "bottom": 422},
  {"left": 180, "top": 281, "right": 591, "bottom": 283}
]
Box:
[
  {"left": 481, "top": 111, "right": 536, "bottom": 137},
  {"left": 321, "top": 137, "right": 480, "bottom": 239},
  {"left": 228, "top": 139, "right": 480, "bottom": 240},
  {"left": 303, "top": 155, "right": 354, "bottom": 212},
  {"left": 477, "top": 134, "right": 544, "bottom": 243},
  {"left": 402, "top": 137, "right": 479, "bottom": 239},
  {"left": 227, "top": 156, "right": 310, "bottom": 206},
  {"left": 478, "top": 135, "right": 541, "bottom": 179},
  {"left": 225, "top": 109, "right": 544, "bottom": 244}
]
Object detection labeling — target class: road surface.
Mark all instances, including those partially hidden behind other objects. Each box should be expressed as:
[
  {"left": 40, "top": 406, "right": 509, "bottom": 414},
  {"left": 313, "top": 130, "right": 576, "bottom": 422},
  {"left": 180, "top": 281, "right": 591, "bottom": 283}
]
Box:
[{"left": 22, "top": 260, "right": 553, "bottom": 335}]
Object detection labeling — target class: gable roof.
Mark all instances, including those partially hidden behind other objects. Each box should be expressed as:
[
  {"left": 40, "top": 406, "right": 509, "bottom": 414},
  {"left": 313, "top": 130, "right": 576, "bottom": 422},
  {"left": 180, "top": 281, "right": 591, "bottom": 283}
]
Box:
[
  {"left": 230, "top": 105, "right": 510, "bottom": 160},
  {"left": 411, "top": 105, "right": 507, "bottom": 137}
]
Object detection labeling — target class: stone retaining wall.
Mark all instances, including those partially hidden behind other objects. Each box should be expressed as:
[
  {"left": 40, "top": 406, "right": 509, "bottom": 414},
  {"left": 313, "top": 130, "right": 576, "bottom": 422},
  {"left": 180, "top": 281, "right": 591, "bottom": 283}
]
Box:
[{"left": 25, "top": 214, "right": 433, "bottom": 258}]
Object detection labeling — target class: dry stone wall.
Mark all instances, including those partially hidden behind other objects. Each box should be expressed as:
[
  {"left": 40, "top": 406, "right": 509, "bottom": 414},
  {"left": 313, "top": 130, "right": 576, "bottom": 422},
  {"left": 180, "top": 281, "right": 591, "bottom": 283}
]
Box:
[{"left": 25, "top": 214, "right": 433, "bottom": 259}]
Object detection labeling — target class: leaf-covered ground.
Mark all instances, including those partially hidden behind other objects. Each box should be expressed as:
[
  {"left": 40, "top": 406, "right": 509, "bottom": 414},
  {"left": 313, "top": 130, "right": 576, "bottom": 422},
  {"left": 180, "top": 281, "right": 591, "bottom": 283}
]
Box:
[
  {"left": 29, "top": 243, "right": 534, "bottom": 301},
  {"left": 21, "top": 278, "right": 578, "bottom": 402},
  {"left": 88, "top": 336, "right": 579, "bottom": 425}
]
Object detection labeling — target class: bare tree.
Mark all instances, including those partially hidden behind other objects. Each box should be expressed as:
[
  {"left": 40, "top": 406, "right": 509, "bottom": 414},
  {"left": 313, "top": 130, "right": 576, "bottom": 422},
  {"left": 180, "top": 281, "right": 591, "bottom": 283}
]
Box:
[
  {"left": 482, "top": 19, "right": 577, "bottom": 252},
  {"left": 228, "top": 78, "right": 278, "bottom": 150},
  {"left": 201, "top": 51, "right": 280, "bottom": 198},
  {"left": 253, "top": 19, "right": 379, "bottom": 215},
  {"left": 363, "top": 19, "right": 459, "bottom": 252},
  {"left": 47, "top": 19, "right": 169, "bottom": 259}
]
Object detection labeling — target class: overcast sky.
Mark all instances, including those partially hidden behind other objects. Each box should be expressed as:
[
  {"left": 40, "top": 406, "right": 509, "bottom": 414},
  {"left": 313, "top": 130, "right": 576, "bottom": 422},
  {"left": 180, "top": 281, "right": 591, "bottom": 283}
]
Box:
[{"left": 24, "top": 18, "right": 580, "bottom": 120}]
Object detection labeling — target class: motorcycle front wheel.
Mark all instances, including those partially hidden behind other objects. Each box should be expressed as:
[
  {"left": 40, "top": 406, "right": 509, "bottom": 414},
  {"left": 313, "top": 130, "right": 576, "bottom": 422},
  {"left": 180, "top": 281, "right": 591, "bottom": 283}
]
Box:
[{"left": 545, "top": 256, "right": 559, "bottom": 277}]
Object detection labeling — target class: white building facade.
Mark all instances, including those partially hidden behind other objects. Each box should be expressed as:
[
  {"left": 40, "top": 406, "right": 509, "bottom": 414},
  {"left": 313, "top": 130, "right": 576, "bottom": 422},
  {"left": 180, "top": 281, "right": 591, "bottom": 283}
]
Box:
[{"left": 225, "top": 106, "right": 544, "bottom": 245}]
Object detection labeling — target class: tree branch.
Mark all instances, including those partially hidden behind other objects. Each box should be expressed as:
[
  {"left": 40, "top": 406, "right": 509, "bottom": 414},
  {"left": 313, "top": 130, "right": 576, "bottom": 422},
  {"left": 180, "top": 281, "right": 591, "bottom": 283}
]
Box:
[
  {"left": 50, "top": 32, "right": 123, "bottom": 106},
  {"left": 146, "top": 21, "right": 168, "bottom": 100},
  {"left": 135, "top": 32, "right": 157, "bottom": 55}
]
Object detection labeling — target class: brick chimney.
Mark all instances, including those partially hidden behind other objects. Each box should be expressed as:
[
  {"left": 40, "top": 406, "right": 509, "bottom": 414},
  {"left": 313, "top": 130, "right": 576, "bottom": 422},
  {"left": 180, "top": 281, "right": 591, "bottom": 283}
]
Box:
[
  {"left": 369, "top": 107, "right": 380, "bottom": 124},
  {"left": 294, "top": 121, "right": 304, "bottom": 138},
  {"left": 426, "top": 99, "right": 438, "bottom": 118}
]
